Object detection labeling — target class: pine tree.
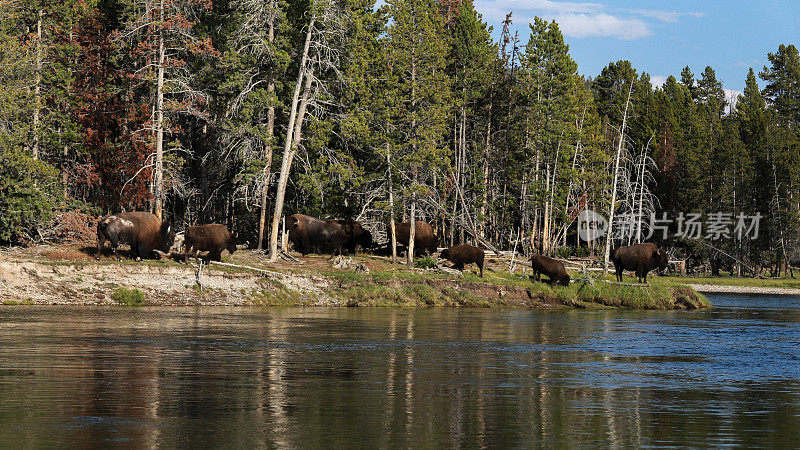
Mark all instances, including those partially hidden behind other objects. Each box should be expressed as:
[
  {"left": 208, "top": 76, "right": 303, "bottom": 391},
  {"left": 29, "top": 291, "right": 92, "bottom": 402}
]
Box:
[{"left": 384, "top": 0, "right": 451, "bottom": 263}]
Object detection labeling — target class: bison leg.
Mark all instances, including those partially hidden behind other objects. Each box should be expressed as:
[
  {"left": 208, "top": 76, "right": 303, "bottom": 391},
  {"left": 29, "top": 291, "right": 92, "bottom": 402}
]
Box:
[
  {"left": 478, "top": 262, "right": 484, "bottom": 277},
  {"left": 96, "top": 234, "right": 105, "bottom": 260},
  {"left": 549, "top": 277, "right": 557, "bottom": 288},
  {"left": 615, "top": 267, "right": 623, "bottom": 282},
  {"left": 210, "top": 250, "right": 222, "bottom": 262}
]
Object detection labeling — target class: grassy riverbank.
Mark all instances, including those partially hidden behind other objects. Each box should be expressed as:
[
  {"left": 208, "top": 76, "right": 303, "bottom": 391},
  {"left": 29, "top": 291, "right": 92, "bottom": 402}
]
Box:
[{"left": 0, "top": 245, "right": 709, "bottom": 310}]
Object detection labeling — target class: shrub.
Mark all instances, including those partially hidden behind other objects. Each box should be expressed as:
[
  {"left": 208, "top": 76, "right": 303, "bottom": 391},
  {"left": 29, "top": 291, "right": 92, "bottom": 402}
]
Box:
[
  {"left": 414, "top": 256, "right": 436, "bottom": 269},
  {"left": 0, "top": 151, "right": 61, "bottom": 244},
  {"left": 112, "top": 287, "right": 145, "bottom": 306}
]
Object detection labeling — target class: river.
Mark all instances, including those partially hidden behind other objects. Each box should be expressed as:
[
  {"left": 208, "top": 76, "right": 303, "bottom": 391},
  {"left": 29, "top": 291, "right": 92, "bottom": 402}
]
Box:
[{"left": 0, "top": 294, "right": 798, "bottom": 447}]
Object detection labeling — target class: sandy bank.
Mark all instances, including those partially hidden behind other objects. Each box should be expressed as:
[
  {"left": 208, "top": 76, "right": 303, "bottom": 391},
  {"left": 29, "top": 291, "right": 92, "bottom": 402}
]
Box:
[{"left": 687, "top": 284, "right": 800, "bottom": 296}]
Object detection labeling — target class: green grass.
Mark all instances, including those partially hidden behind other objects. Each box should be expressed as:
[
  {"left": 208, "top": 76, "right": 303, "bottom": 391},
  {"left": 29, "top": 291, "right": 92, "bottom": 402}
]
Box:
[{"left": 111, "top": 286, "right": 145, "bottom": 306}]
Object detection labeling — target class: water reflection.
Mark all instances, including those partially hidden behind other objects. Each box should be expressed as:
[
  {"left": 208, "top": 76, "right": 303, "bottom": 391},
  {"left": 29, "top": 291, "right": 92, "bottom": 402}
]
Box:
[{"left": 0, "top": 297, "right": 799, "bottom": 447}]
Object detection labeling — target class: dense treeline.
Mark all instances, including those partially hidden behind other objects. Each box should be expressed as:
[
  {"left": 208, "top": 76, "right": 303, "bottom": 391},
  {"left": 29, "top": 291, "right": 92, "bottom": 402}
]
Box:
[{"left": 1, "top": 0, "right": 798, "bottom": 274}]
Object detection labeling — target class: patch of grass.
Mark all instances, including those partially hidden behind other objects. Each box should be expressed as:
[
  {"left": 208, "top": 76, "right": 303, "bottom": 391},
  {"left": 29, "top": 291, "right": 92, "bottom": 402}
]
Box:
[
  {"left": 339, "top": 284, "right": 410, "bottom": 307},
  {"left": 402, "top": 284, "right": 440, "bottom": 306},
  {"left": 111, "top": 287, "right": 145, "bottom": 306},
  {"left": 249, "top": 285, "right": 308, "bottom": 306}
]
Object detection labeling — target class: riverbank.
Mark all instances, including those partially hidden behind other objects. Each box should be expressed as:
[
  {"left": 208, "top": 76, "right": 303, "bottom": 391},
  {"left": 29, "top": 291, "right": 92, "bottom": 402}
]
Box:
[{"left": 0, "top": 245, "right": 709, "bottom": 310}]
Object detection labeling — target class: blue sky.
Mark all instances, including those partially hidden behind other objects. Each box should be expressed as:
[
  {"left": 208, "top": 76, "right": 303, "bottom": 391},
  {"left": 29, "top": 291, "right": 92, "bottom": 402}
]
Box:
[{"left": 473, "top": 0, "right": 800, "bottom": 97}]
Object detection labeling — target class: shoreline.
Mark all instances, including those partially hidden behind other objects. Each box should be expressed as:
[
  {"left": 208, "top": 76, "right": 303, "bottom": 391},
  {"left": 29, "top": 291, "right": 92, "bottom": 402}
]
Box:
[
  {"left": 687, "top": 284, "right": 800, "bottom": 296},
  {"left": 0, "top": 245, "right": 710, "bottom": 310}
]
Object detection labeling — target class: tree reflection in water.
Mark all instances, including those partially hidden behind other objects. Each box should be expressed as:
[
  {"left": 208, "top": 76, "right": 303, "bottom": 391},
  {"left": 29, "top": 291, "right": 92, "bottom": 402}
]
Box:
[{"left": 0, "top": 298, "right": 798, "bottom": 447}]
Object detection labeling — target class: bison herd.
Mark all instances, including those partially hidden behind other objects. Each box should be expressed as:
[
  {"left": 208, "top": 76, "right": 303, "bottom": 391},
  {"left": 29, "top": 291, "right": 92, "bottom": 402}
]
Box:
[{"left": 95, "top": 211, "right": 670, "bottom": 285}]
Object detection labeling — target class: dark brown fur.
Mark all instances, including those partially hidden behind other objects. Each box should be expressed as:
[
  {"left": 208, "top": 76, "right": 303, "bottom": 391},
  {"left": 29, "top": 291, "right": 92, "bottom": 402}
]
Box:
[
  {"left": 287, "top": 213, "right": 345, "bottom": 257},
  {"left": 96, "top": 212, "right": 175, "bottom": 260},
  {"left": 391, "top": 221, "right": 439, "bottom": 257},
  {"left": 333, "top": 219, "right": 373, "bottom": 254},
  {"left": 531, "top": 254, "right": 570, "bottom": 287},
  {"left": 184, "top": 223, "right": 238, "bottom": 264},
  {"left": 611, "top": 243, "right": 669, "bottom": 283},
  {"left": 440, "top": 244, "right": 484, "bottom": 277}
]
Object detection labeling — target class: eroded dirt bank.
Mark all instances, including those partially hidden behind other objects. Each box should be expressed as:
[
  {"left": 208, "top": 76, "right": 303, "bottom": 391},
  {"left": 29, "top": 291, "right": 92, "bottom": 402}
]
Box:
[{"left": 0, "top": 246, "right": 708, "bottom": 309}]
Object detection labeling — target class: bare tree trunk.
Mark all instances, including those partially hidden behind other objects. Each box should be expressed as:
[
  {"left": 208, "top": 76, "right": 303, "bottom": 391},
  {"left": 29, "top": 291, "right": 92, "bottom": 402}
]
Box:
[
  {"left": 257, "top": 0, "right": 277, "bottom": 250},
  {"left": 542, "top": 162, "right": 551, "bottom": 255},
  {"left": 563, "top": 106, "right": 586, "bottom": 247},
  {"left": 635, "top": 150, "right": 646, "bottom": 243},
  {"left": 32, "top": 7, "right": 43, "bottom": 159},
  {"left": 268, "top": 19, "right": 314, "bottom": 261},
  {"left": 603, "top": 83, "right": 633, "bottom": 275},
  {"left": 480, "top": 96, "right": 492, "bottom": 240},
  {"left": 407, "top": 51, "right": 418, "bottom": 265},
  {"left": 408, "top": 172, "right": 417, "bottom": 265},
  {"left": 153, "top": 0, "right": 166, "bottom": 221},
  {"left": 387, "top": 143, "right": 397, "bottom": 264}
]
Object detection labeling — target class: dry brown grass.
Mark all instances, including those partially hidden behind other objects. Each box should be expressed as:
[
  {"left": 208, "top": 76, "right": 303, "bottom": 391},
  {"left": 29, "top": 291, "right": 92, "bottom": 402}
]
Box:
[{"left": 40, "top": 248, "right": 92, "bottom": 261}]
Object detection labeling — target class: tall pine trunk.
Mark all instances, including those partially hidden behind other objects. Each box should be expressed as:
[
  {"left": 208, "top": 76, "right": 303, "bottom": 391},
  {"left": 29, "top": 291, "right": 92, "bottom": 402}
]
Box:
[{"left": 257, "top": 0, "right": 277, "bottom": 250}]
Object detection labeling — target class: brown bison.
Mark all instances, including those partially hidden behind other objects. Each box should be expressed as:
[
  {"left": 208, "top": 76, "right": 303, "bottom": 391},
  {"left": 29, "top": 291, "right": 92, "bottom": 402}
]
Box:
[
  {"left": 440, "top": 244, "right": 484, "bottom": 277},
  {"left": 184, "top": 223, "right": 238, "bottom": 264},
  {"left": 96, "top": 212, "right": 175, "bottom": 260},
  {"left": 611, "top": 243, "right": 669, "bottom": 283},
  {"left": 392, "top": 221, "right": 439, "bottom": 257},
  {"left": 333, "top": 219, "right": 374, "bottom": 254},
  {"left": 287, "top": 213, "right": 345, "bottom": 257},
  {"left": 531, "top": 254, "right": 570, "bottom": 287}
]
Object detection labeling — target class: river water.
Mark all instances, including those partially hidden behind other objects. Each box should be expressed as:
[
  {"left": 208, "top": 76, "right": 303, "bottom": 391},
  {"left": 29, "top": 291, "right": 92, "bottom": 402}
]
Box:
[{"left": 0, "top": 294, "right": 798, "bottom": 447}]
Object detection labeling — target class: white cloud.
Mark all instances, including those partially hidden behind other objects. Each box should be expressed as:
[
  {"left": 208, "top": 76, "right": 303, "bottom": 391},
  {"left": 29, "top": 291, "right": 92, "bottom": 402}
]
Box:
[
  {"left": 720, "top": 89, "right": 742, "bottom": 114},
  {"left": 623, "top": 8, "right": 705, "bottom": 23},
  {"left": 554, "top": 13, "right": 651, "bottom": 40},
  {"left": 475, "top": 0, "right": 602, "bottom": 15},
  {"left": 473, "top": 1, "right": 705, "bottom": 41},
  {"left": 650, "top": 75, "right": 667, "bottom": 88}
]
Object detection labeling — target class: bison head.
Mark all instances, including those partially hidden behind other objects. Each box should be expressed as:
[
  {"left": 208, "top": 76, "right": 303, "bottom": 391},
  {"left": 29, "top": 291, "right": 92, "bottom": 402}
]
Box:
[
  {"left": 655, "top": 249, "right": 669, "bottom": 270},
  {"left": 560, "top": 274, "right": 571, "bottom": 287},
  {"left": 159, "top": 222, "right": 175, "bottom": 253},
  {"left": 228, "top": 232, "right": 239, "bottom": 255},
  {"left": 429, "top": 234, "right": 440, "bottom": 254},
  {"left": 439, "top": 247, "right": 450, "bottom": 260},
  {"left": 358, "top": 229, "right": 374, "bottom": 250}
]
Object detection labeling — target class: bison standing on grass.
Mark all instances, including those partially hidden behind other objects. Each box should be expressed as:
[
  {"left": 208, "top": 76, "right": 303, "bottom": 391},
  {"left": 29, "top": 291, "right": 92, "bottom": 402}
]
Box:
[
  {"left": 184, "top": 223, "right": 238, "bottom": 264},
  {"left": 287, "top": 214, "right": 345, "bottom": 258},
  {"left": 96, "top": 212, "right": 175, "bottom": 261},
  {"left": 333, "top": 219, "right": 373, "bottom": 254},
  {"left": 610, "top": 243, "right": 669, "bottom": 283},
  {"left": 440, "top": 244, "right": 484, "bottom": 277},
  {"left": 392, "top": 221, "right": 439, "bottom": 257},
  {"left": 530, "top": 254, "right": 570, "bottom": 287}
]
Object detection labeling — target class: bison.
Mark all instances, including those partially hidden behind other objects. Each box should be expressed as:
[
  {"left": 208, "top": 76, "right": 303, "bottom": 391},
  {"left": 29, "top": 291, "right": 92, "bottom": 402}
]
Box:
[
  {"left": 391, "top": 221, "right": 439, "bottom": 257},
  {"left": 333, "top": 219, "right": 374, "bottom": 254},
  {"left": 184, "top": 223, "right": 238, "bottom": 264},
  {"left": 531, "top": 254, "right": 570, "bottom": 287},
  {"left": 440, "top": 244, "right": 484, "bottom": 277},
  {"left": 287, "top": 213, "right": 345, "bottom": 258},
  {"left": 611, "top": 243, "right": 669, "bottom": 283},
  {"left": 96, "top": 212, "right": 175, "bottom": 260}
]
